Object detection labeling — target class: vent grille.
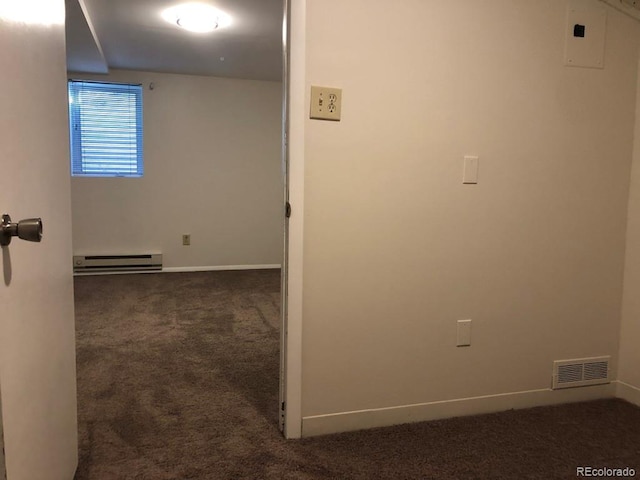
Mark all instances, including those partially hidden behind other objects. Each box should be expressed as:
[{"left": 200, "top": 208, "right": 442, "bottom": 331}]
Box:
[
  {"left": 557, "top": 363, "right": 583, "bottom": 384},
  {"left": 73, "top": 253, "right": 162, "bottom": 273},
  {"left": 552, "top": 356, "right": 610, "bottom": 390}
]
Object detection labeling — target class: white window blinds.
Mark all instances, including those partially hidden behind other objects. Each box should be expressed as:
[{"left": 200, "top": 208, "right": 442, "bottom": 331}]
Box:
[{"left": 68, "top": 80, "right": 144, "bottom": 177}]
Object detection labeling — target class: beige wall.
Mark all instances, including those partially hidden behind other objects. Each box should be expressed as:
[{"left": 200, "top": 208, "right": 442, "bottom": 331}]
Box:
[
  {"left": 70, "top": 70, "right": 283, "bottom": 269},
  {"left": 301, "top": 0, "right": 639, "bottom": 426},
  {"left": 620, "top": 53, "right": 640, "bottom": 399}
]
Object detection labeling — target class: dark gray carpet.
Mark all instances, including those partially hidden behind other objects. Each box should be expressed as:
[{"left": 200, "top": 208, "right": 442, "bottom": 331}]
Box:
[{"left": 74, "top": 270, "right": 640, "bottom": 479}]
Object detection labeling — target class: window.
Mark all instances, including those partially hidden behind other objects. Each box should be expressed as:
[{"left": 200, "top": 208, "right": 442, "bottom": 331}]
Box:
[{"left": 68, "top": 80, "right": 144, "bottom": 177}]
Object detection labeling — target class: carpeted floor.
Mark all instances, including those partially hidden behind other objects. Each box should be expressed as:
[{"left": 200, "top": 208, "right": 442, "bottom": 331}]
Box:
[{"left": 74, "top": 270, "right": 640, "bottom": 480}]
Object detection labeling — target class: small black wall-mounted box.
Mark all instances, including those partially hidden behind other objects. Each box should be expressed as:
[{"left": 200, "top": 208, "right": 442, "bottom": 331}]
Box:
[{"left": 574, "top": 24, "right": 586, "bottom": 37}]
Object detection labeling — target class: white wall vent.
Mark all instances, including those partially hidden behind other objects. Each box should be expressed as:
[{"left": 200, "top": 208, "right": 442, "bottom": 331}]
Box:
[
  {"left": 73, "top": 254, "right": 162, "bottom": 273},
  {"left": 552, "top": 356, "right": 610, "bottom": 390}
]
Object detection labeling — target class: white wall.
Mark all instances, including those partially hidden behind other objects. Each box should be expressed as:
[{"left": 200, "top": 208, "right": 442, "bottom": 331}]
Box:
[
  {"left": 299, "top": 0, "right": 640, "bottom": 435},
  {"left": 70, "top": 70, "right": 283, "bottom": 269},
  {"left": 619, "top": 52, "right": 640, "bottom": 406}
]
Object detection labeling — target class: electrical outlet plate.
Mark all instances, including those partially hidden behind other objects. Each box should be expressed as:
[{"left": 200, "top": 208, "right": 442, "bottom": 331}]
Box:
[
  {"left": 182, "top": 234, "right": 190, "bottom": 246},
  {"left": 310, "top": 86, "right": 342, "bottom": 121}
]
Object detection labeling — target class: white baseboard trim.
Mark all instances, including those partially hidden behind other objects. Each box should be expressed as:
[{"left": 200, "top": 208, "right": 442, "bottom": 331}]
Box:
[
  {"left": 615, "top": 380, "right": 640, "bottom": 407},
  {"left": 162, "top": 264, "right": 281, "bottom": 273},
  {"left": 302, "top": 383, "right": 616, "bottom": 437}
]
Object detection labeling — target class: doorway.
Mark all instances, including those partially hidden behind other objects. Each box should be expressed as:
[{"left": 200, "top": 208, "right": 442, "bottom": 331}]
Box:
[{"left": 65, "top": 0, "right": 298, "bottom": 475}]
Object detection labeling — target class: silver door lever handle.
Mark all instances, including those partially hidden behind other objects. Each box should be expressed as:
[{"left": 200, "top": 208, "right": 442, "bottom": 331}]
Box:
[{"left": 1, "top": 214, "right": 43, "bottom": 246}]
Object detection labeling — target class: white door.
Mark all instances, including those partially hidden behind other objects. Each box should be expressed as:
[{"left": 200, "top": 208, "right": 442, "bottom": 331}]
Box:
[{"left": 0, "top": 2, "right": 78, "bottom": 479}]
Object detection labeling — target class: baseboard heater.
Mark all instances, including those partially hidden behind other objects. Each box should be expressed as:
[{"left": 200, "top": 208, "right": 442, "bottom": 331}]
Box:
[{"left": 73, "top": 254, "right": 163, "bottom": 273}]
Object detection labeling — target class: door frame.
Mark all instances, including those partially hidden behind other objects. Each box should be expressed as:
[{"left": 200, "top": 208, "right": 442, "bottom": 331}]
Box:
[
  {"left": 0, "top": 392, "right": 4, "bottom": 477},
  {"left": 281, "top": 0, "right": 305, "bottom": 439}
]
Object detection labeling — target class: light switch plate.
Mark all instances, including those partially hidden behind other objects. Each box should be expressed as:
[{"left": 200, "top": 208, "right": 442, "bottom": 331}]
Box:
[
  {"left": 457, "top": 319, "right": 472, "bottom": 347},
  {"left": 310, "top": 86, "right": 342, "bottom": 121},
  {"left": 463, "top": 156, "right": 479, "bottom": 184}
]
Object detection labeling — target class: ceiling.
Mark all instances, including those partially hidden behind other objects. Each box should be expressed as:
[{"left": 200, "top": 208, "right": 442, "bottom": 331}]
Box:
[
  {"left": 65, "top": 0, "right": 284, "bottom": 81},
  {"left": 599, "top": 0, "right": 640, "bottom": 22}
]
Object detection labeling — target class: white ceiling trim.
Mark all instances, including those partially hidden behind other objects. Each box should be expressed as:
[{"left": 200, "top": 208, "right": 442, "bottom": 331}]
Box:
[{"left": 598, "top": 0, "right": 640, "bottom": 22}]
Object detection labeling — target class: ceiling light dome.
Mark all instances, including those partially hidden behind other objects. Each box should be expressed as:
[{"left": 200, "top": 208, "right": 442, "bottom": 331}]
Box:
[{"left": 162, "top": 3, "right": 232, "bottom": 33}]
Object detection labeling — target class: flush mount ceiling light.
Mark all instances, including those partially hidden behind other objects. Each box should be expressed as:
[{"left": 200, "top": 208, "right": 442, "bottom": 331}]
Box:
[{"left": 162, "top": 3, "right": 231, "bottom": 33}]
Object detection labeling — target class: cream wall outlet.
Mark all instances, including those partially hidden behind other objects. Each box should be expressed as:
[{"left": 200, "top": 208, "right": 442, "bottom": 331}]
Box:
[
  {"left": 182, "top": 234, "right": 191, "bottom": 246},
  {"left": 310, "top": 86, "right": 342, "bottom": 121}
]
